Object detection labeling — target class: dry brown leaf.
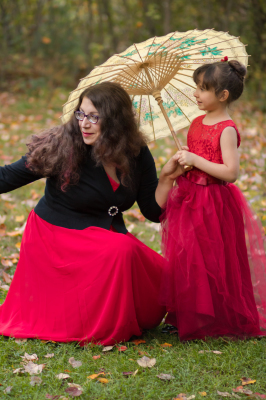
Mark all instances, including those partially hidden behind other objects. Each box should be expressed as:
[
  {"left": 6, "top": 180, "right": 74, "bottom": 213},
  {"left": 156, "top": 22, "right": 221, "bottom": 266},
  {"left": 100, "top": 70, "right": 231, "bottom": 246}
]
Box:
[
  {"left": 24, "top": 361, "right": 45, "bottom": 375},
  {"left": 2, "top": 271, "right": 12, "bottom": 283},
  {"left": 241, "top": 377, "right": 256, "bottom": 385},
  {"left": 56, "top": 373, "right": 70, "bottom": 380},
  {"left": 232, "top": 386, "right": 253, "bottom": 395},
  {"left": 102, "top": 345, "right": 115, "bottom": 352},
  {"left": 15, "top": 338, "right": 27, "bottom": 345},
  {"left": 92, "top": 355, "right": 101, "bottom": 360},
  {"left": 30, "top": 376, "right": 42, "bottom": 386},
  {"left": 13, "top": 368, "right": 25, "bottom": 374},
  {"left": 67, "top": 383, "right": 83, "bottom": 391},
  {"left": 3, "top": 386, "right": 12, "bottom": 394},
  {"left": 217, "top": 391, "right": 232, "bottom": 397},
  {"left": 212, "top": 351, "right": 223, "bottom": 354},
  {"left": 68, "top": 357, "right": 82, "bottom": 368},
  {"left": 199, "top": 392, "right": 207, "bottom": 396},
  {"left": 156, "top": 373, "right": 174, "bottom": 380},
  {"left": 21, "top": 352, "right": 38, "bottom": 361},
  {"left": 1, "top": 259, "right": 13, "bottom": 268},
  {"left": 44, "top": 353, "right": 54, "bottom": 358},
  {"left": 6, "top": 231, "right": 22, "bottom": 237},
  {"left": 137, "top": 356, "right": 156, "bottom": 368},
  {"left": 65, "top": 387, "right": 83, "bottom": 397},
  {"left": 0, "top": 284, "right": 9, "bottom": 291},
  {"left": 131, "top": 339, "right": 146, "bottom": 345}
]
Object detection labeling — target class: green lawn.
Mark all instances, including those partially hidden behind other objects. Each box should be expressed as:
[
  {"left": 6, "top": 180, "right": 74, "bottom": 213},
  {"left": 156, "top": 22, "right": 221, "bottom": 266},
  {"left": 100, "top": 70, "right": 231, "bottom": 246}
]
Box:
[{"left": 0, "top": 91, "right": 265, "bottom": 399}]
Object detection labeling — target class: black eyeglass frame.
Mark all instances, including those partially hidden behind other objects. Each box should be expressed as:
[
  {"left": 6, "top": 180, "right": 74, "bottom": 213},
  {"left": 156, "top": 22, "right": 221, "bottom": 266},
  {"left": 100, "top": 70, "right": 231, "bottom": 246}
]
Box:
[{"left": 74, "top": 111, "right": 101, "bottom": 124}]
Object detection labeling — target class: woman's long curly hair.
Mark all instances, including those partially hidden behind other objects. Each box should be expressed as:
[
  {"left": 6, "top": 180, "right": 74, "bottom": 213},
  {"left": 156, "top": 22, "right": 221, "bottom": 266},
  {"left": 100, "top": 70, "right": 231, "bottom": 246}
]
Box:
[{"left": 26, "top": 82, "right": 147, "bottom": 191}]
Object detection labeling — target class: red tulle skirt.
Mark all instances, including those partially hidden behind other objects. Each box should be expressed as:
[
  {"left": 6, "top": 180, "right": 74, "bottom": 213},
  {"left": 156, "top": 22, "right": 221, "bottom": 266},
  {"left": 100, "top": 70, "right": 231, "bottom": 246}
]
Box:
[
  {"left": 160, "top": 176, "right": 266, "bottom": 341},
  {"left": 0, "top": 211, "right": 165, "bottom": 345}
]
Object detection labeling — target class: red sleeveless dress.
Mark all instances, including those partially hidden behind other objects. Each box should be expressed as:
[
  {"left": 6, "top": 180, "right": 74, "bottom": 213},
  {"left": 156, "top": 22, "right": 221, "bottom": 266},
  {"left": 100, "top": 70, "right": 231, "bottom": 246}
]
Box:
[
  {"left": 160, "top": 115, "right": 266, "bottom": 341},
  {"left": 0, "top": 174, "right": 165, "bottom": 345}
]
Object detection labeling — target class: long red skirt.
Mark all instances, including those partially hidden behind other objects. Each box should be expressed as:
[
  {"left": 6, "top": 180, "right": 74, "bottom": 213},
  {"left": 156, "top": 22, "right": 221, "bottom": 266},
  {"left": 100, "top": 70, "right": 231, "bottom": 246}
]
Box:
[
  {"left": 0, "top": 211, "right": 165, "bottom": 345},
  {"left": 160, "top": 176, "right": 266, "bottom": 341}
]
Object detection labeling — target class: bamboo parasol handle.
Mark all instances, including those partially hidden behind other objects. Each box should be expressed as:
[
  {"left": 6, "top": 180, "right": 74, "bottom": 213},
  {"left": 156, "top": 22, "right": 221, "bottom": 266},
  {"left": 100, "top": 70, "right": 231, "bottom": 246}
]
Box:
[{"left": 152, "top": 90, "right": 192, "bottom": 172}]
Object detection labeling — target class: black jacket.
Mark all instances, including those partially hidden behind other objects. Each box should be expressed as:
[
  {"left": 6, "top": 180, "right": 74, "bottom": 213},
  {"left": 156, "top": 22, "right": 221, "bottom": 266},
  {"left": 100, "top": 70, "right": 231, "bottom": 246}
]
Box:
[{"left": 0, "top": 146, "right": 161, "bottom": 233}]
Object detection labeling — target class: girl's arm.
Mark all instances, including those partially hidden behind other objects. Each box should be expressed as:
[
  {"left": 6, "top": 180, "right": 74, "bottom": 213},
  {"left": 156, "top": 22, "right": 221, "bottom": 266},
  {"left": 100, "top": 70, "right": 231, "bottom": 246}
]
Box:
[{"left": 176, "top": 127, "right": 239, "bottom": 183}]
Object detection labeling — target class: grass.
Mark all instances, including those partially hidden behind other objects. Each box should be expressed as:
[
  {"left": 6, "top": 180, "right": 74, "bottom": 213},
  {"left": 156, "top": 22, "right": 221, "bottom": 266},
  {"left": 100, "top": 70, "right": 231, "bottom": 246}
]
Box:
[{"left": 0, "top": 91, "right": 265, "bottom": 399}]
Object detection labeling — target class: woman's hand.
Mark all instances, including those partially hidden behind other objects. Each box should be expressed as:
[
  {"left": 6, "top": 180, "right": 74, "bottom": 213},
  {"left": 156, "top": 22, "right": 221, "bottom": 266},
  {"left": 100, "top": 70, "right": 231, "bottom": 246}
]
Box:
[
  {"left": 155, "top": 146, "right": 188, "bottom": 208},
  {"left": 160, "top": 146, "right": 188, "bottom": 182},
  {"left": 175, "top": 149, "right": 195, "bottom": 166}
]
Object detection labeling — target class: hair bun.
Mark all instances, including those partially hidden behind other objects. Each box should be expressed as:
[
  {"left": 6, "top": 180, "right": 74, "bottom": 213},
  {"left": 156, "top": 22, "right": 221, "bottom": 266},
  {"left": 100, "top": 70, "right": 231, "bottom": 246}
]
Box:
[{"left": 228, "top": 60, "right": 247, "bottom": 80}]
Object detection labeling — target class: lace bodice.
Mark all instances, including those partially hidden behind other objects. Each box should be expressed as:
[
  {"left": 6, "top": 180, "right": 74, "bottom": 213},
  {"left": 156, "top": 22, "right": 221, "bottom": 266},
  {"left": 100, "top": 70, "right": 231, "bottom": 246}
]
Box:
[{"left": 186, "top": 115, "right": 240, "bottom": 185}]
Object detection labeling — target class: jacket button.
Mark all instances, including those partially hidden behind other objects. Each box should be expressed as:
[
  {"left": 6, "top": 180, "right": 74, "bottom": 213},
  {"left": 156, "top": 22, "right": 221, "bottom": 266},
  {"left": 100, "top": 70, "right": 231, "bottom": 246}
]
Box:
[{"left": 108, "top": 206, "right": 119, "bottom": 216}]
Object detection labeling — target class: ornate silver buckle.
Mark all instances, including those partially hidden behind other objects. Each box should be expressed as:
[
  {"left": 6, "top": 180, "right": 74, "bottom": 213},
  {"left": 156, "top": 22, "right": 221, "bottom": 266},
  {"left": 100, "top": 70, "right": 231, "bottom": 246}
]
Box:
[{"left": 108, "top": 206, "right": 119, "bottom": 216}]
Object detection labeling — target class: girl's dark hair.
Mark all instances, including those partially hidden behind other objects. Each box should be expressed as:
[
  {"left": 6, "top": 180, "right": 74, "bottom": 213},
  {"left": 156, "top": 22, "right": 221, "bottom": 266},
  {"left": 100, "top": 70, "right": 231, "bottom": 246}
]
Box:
[
  {"left": 193, "top": 60, "right": 247, "bottom": 104},
  {"left": 26, "top": 82, "right": 146, "bottom": 190}
]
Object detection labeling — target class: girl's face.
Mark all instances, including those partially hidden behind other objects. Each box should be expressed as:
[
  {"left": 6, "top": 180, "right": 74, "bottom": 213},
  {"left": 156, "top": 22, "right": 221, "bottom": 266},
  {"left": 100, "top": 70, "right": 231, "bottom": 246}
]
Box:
[
  {"left": 78, "top": 97, "right": 101, "bottom": 146},
  {"left": 193, "top": 74, "right": 221, "bottom": 112}
]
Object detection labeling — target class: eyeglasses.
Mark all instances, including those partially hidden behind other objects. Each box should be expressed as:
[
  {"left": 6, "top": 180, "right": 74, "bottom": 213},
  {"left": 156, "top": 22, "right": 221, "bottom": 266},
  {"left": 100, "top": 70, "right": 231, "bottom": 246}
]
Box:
[{"left": 74, "top": 111, "right": 100, "bottom": 124}]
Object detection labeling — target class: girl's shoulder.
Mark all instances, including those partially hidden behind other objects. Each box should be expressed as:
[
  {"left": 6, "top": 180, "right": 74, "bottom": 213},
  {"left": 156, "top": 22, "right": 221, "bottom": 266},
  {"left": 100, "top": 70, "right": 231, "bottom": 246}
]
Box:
[{"left": 218, "top": 120, "right": 241, "bottom": 148}]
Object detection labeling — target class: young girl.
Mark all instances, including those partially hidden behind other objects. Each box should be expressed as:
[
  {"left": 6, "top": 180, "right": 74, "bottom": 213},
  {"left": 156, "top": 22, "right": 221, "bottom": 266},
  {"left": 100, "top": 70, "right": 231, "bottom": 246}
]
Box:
[{"left": 158, "top": 59, "right": 266, "bottom": 341}]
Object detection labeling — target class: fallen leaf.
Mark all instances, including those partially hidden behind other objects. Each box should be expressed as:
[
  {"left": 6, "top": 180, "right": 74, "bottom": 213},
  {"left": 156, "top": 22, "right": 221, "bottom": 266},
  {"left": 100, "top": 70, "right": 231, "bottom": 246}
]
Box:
[
  {"left": 24, "top": 362, "right": 45, "bottom": 375},
  {"left": 241, "top": 377, "right": 256, "bottom": 385},
  {"left": 199, "top": 392, "right": 207, "bottom": 396},
  {"left": 56, "top": 373, "right": 70, "bottom": 379},
  {"left": 161, "top": 343, "right": 172, "bottom": 347},
  {"left": 138, "top": 350, "right": 148, "bottom": 355},
  {"left": 102, "top": 345, "right": 114, "bottom": 352},
  {"left": 0, "top": 284, "right": 9, "bottom": 291},
  {"left": 13, "top": 368, "right": 25, "bottom": 374},
  {"left": 254, "top": 393, "right": 266, "bottom": 399},
  {"left": 68, "top": 357, "right": 82, "bottom": 368},
  {"left": 65, "top": 387, "right": 83, "bottom": 397},
  {"left": 15, "top": 338, "right": 27, "bottom": 345},
  {"left": 30, "top": 376, "right": 42, "bottom": 386},
  {"left": 45, "top": 395, "right": 60, "bottom": 399},
  {"left": 98, "top": 378, "right": 109, "bottom": 384},
  {"left": 217, "top": 391, "right": 231, "bottom": 397},
  {"left": 64, "top": 369, "right": 71, "bottom": 372},
  {"left": 21, "top": 352, "right": 38, "bottom": 361},
  {"left": 15, "top": 242, "right": 21, "bottom": 249},
  {"left": 15, "top": 215, "right": 25, "bottom": 222},
  {"left": 122, "top": 371, "right": 134, "bottom": 376},
  {"left": 44, "top": 353, "right": 54, "bottom": 358},
  {"left": 68, "top": 383, "right": 83, "bottom": 391},
  {"left": 3, "top": 386, "right": 12, "bottom": 393},
  {"left": 1, "top": 259, "right": 13, "bottom": 268},
  {"left": 232, "top": 386, "right": 253, "bottom": 395},
  {"left": 212, "top": 351, "right": 223, "bottom": 354},
  {"left": 116, "top": 345, "right": 127, "bottom": 352},
  {"left": 92, "top": 355, "right": 101, "bottom": 360},
  {"left": 6, "top": 231, "right": 22, "bottom": 237},
  {"left": 87, "top": 373, "right": 105, "bottom": 379},
  {"left": 131, "top": 339, "right": 146, "bottom": 345},
  {"left": 137, "top": 356, "right": 156, "bottom": 368},
  {"left": 156, "top": 373, "right": 175, "bottom": 380}
]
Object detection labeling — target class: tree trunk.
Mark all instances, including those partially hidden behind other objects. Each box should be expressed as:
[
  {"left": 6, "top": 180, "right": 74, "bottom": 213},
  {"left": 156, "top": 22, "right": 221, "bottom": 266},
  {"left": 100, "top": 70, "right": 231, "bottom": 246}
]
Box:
[{"left": 163, "top": 0, "right": 171, "bottom": 35}]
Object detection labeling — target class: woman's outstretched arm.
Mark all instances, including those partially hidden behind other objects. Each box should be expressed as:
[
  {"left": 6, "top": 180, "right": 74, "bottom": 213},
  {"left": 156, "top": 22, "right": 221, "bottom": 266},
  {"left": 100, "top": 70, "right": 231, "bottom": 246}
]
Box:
[{"left": 0, "top": 156, "right": 43, "bottom": 193}]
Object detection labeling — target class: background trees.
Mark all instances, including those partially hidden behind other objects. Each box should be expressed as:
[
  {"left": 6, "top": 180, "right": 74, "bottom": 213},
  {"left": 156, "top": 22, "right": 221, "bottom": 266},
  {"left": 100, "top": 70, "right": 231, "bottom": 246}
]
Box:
[{"left": 1, "top": 0, "right": 265, "bottom": 106}]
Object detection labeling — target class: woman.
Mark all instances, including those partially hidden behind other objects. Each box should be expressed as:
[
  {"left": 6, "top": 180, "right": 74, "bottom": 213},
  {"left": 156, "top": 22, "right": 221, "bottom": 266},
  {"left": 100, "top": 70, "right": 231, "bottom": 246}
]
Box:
[{"left": 0, "top": 82, "right": 182, "bottom": 345}]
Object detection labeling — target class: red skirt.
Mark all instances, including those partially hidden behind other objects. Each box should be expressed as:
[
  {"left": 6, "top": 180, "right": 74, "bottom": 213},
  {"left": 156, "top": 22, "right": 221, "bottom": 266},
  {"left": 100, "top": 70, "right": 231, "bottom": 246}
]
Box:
[
  {"left": 160, "top": 176, "right": 266, "bottom": 341},
  {"left": 0, "top": 211, "right": 165, "bottom": 345}
]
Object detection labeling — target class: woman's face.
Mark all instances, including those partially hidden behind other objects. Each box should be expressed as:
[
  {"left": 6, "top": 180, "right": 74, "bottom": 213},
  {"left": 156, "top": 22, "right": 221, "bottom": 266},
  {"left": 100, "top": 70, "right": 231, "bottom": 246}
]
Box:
[{"left": 78, "top": 97, "right": 101, "bottom": 146}]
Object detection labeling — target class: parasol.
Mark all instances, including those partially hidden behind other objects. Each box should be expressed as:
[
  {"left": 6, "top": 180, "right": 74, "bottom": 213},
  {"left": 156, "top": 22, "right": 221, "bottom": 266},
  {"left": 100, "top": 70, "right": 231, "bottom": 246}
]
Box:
[{"left": 62, "top": 29, "right": 248, "bottom": 151}]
